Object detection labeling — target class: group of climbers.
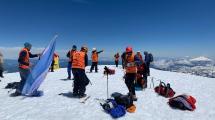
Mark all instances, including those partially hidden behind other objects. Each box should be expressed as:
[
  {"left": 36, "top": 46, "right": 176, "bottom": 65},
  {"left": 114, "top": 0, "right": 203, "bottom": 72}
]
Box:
[
  {"left": 8, "top": 42, "right": 153, "bottom": 100},
  {"left": 118, "top": 47, "right": 154, "bottom": 100},
  {"left": 3, "top": 42, "right": 196, "bottom": 118}
]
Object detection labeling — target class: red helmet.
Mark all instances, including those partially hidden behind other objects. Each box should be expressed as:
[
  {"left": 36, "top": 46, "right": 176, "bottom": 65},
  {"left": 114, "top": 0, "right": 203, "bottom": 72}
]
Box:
[{"left": 126, "top": 46, "right": 133, "bottom": 53}]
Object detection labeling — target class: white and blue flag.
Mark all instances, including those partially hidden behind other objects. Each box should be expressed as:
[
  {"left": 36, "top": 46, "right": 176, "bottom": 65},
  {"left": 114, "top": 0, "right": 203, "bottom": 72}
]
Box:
[{"left": 22, "top": 35, "right": 57, "bottom": 96}]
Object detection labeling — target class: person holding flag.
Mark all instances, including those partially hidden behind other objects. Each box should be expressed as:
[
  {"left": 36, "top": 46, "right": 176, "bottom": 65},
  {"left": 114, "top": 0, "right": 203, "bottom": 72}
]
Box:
[{"left": 10, "top": 42, "right": 40, "bottom": 97}]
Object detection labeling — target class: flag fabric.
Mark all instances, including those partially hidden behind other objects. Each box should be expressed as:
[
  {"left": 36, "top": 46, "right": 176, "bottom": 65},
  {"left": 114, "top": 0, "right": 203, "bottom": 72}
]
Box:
[{"left": 22, "top": 35, "right": 57, "bottom": 96}]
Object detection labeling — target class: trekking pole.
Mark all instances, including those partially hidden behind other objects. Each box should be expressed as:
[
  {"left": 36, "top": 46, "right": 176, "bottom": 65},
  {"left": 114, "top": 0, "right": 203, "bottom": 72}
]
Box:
[
  {"left": 104, "top": 66, "right": 109, "bottom": 99},
  {"left": 152, "top": 77, "right": 155, "bottom": 88},
  {"left": 106, "top": 72, "right": 109, "bottom": 99},
  {"left": 149, "top": 77, "right": 151, "bottom": 89},
  {"left": 89, "top": 80, "right": 92, "bottom": 85}
]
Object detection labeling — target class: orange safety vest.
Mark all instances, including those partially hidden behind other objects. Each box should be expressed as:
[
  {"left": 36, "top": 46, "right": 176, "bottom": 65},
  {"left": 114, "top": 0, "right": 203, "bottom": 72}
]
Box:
[
  {"left": 125, "top": 53, "right": 137, "bottom": 73},
  {"left": 69, "top": 50, "right": 76, "bottom": 62},
  {"left": 72, "top": 51, "right": 86, "bottom": 69},
  {"left": 19, "top": 48, "right": 30, "bottom": 69},
  {"left": 92, "top": 52, "right": 98, "bottom": 62}
]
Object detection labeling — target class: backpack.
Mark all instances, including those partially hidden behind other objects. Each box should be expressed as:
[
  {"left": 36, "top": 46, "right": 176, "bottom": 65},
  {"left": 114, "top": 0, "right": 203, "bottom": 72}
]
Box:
[
  {"left": 154, "top": 82, "right": 175, "bottom": 98},
  {"left": 111, "top": 92, "right": 133, "bottom": 109},
  {"left": 168, "top": 94, "right": 196, "bottom": 111},
  {"left": 135, "top": 74, "right": 145, "bottom": 90},
  {"left": 101, "top": 99, "right": 126, "bottom": 118},
  {"left": 149, "top": 53, "right": 153, "bottom": 62},
  {"left": 104, "top": 66, "right": 115, "bottom": 75},
  {"left": 5, "top": 82, "right": 20, "bottom": 89}
]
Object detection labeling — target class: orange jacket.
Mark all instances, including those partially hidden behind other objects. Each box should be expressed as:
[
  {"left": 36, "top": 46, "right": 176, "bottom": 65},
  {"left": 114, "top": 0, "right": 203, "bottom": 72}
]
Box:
[
  {"left": 125, "top": 52, "right": 137, "bottom": 73},
  {"left": 92, "top": 52, "right": 98, "bottom": 62},
  {"left": 72, "top": 51, "right": 86, "bottom": 69},
  {"left": 19, "top": 48, "right": 30, "bottom": 69}
]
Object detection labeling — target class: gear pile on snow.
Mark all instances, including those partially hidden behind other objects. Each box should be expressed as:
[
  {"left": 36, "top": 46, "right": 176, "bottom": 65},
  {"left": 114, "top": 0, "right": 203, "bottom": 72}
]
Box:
[
  {"left": 154, "top": 81, "right": 175, "bottom": 98},
  {"left": 103, "top": 66, "right": 115, "bottom": 75},
  {"left": 100, "top": 99, "right": 126, "bottom": 118},
  {"left": 99, "top": 92, "right": 138, "bottom": 118},
  {"left": 168, "top": 94, "right": 196, "bottom": 111}
]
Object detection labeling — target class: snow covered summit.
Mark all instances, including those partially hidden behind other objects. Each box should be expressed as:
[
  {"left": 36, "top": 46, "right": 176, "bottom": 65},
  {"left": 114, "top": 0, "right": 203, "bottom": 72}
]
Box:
[
  {"left": 0, "top": 65, "right": 215, "bottom": 120},
  {"left": 190, "top": 56, "right": 213, "bottom": 62}
]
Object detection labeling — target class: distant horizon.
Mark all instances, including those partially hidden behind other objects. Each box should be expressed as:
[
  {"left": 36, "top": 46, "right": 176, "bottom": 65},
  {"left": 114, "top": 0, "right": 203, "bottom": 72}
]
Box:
[{"left": 1, "top": 52, "right": 214, "bottom": 61}]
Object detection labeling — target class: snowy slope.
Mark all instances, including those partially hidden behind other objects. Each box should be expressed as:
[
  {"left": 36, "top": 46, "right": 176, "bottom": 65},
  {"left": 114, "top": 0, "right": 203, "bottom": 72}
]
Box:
[{"left": 0, "top": 65, "right": 215, "bottom": 120}]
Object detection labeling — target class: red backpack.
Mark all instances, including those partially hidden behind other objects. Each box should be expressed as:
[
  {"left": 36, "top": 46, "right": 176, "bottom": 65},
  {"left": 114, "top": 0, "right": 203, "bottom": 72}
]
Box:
[
  {"left": 154, "top": 82, "right": 175, "bottom": 98},
  {"left": 168, "top": 94, "right": 196, "bottom": 111}
]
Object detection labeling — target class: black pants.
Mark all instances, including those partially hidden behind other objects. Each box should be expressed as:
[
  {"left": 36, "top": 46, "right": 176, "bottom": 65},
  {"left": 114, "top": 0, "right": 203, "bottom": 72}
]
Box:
[
  {"left": 115, "top": 60, "right": 119, "bottom": 67},
  {"left": 146, "top": 62, "right": 150, "bottom": 76},
  {"left": 125, "top": 73, "right": 136, "bottom": 95},
  {"left": 0, "top": 70, "right": 3, "bottom": 77},
  {"left": 72, "top": 68, "right": 88, "bottom": 96},
  {"left": 50, "top": 60, "right": 55, "bottom": 72},
  {"left": 90, "top": 62, "right": 98, "bottom": 72},
  {"left": 122, "top": 60, "right": 125, "bottom": 69}
]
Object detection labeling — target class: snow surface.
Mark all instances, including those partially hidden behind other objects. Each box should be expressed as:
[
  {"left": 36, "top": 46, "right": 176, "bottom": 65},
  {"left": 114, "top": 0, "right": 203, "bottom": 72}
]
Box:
[{"left": 0, "top": 65, "right": 215, "bottom": 120}]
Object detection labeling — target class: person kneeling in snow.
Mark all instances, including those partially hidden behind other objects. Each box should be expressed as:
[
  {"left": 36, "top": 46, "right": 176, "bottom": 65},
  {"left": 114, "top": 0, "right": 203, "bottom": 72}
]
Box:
[
  {"left": 72, "top": 46, "right": 89, "bottom": 98},
  {"left": 11, "top": 42, "right": 40, "bottom": 97}
]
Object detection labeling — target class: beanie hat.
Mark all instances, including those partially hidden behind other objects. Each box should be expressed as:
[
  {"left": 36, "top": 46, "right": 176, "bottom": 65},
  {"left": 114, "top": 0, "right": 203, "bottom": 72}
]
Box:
[
  {"left": 24, "top": 42, "right": 32, "bottom": 50},
  {"left": 72, "top": 45, "right": 77, "bottom": 50}
]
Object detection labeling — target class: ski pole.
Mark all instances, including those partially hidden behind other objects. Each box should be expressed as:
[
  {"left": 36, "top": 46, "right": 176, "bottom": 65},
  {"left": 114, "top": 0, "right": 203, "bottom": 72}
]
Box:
[
  {"left": 107, "top": 73, "right": 109, "bottom": 99},
  {"left": 152, "top": 77, "right": 155, "bottom": 88}
]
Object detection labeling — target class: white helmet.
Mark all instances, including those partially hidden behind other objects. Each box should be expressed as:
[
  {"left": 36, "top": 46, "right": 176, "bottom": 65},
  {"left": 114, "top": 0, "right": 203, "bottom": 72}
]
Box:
[{"left": 92, "top": 48, "right": 97, "bottom": 51}]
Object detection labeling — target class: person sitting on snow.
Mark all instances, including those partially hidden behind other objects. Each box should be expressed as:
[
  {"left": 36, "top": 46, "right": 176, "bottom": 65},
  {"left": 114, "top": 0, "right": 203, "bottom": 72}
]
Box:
[
  {"left": 72, "top": 46, "right": 89, "bottom": 98},
  {"left": 90, "top": 48, "right": 104, "bottom": 73},
  {"left": 10, "top": 42, "right": 40, "bottom": 97}
]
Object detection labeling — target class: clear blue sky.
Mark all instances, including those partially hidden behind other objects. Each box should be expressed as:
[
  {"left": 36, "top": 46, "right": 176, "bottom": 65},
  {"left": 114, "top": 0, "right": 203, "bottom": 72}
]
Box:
[{"left": 0, "top": 0, "right": 214, "bottom": 59}]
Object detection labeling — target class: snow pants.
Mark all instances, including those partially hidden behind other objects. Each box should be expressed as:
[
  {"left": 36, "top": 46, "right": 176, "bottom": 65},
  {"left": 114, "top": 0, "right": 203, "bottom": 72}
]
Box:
[
  {"left": 17, "top": 68, "right": 30, "bottom": 93},
  {"left": 67, "top": 62, "right": 72, "bottom": 79},
  {"left": 72, "top": 68, "right": 88, "bottom": 96},
  {"left": 125, "top": 73, "right": 136, "bottom": 95},
  {"left": 90, "top": 62, "right": 98, "bottom": 72},
  {"left": 115, "top": 60, "right": 119, "bottom": 67}
]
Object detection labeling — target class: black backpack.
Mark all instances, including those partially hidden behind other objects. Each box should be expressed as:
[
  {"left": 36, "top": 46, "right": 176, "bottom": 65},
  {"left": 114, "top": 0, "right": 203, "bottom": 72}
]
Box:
[
  {"left": 5, "top": 82, "right": 20, "bottom": 89},
  {"left": 111, "top": 92, "right": 133, "bottom": 108},
  {"left": 149, "top": 53, "right": 153, "bottom": 62}
]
